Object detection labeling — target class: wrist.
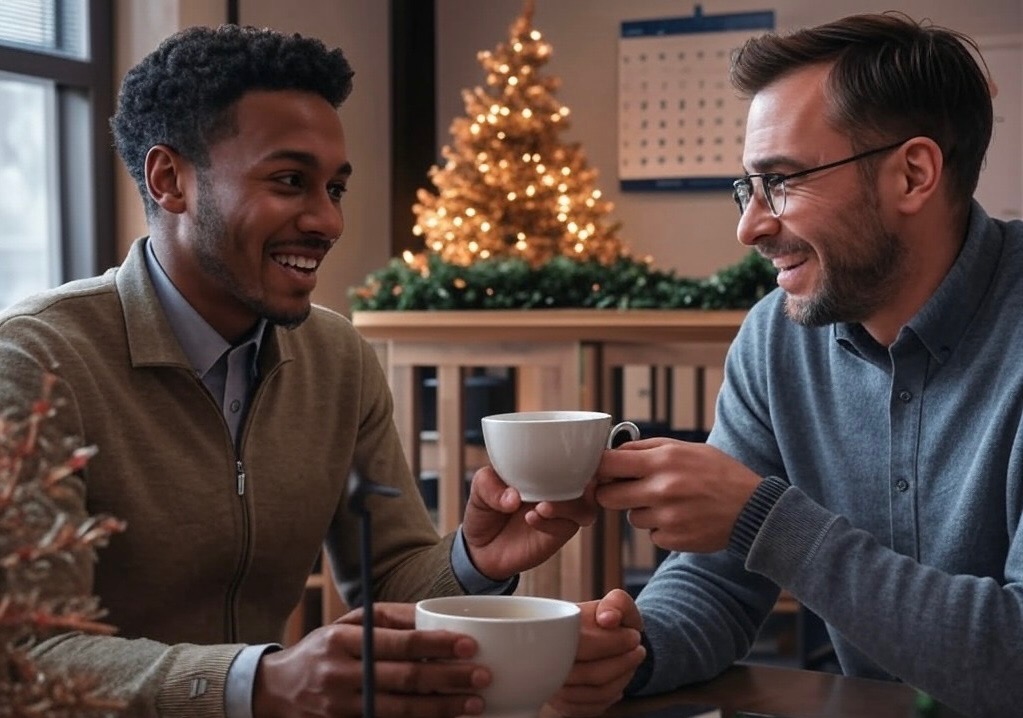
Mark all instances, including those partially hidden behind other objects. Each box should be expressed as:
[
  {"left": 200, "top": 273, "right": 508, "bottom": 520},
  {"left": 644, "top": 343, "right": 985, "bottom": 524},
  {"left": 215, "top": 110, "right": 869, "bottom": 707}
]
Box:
[
  {"left": 251, "top": 647, "right": 285, "bottom": 718},
  {"left": 727, "top": 475, "right": 789, "bottom": 562}
]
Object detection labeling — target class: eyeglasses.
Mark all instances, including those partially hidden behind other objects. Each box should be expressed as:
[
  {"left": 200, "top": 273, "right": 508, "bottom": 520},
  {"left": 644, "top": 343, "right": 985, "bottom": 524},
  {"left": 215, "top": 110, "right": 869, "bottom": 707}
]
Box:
[{"left": 732, "top": 139, "right": 910, "bottom": 218}]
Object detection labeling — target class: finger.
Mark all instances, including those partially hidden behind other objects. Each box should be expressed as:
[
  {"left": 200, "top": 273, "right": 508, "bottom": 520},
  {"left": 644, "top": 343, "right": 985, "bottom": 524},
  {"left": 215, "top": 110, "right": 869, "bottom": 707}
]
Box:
[
  {"left": 554, "top": 645, "right": 647, "bottom": 708},
  {"left": 593, "top": 588, "right": 642, "bottom": 631},
  {"left": 374, "top": 657, "right": 491, "bottom": 695},
  {"left": 329, "top": 624, "right": 480, "bottom": 662},
  {"left": 336, "top": 602, "right": 416, "bottom": 630},
  {"left": 468, "top": 466, "right": 521, "bottom": 513},
  {"left": 598, "top": 589, "right": 643, "bottom": 632},
  {"left": 575, "top": 624, "right": 642, "bottom": 662},
  {"left": 594, "top": 481, "right": 650, "bottom": 511}
]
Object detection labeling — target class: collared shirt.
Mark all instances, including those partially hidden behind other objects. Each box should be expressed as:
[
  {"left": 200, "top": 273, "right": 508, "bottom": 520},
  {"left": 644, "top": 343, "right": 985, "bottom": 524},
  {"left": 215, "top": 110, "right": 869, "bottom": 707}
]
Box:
[{"left": 143, "top": 240, "right": 510, "bottom": 718}]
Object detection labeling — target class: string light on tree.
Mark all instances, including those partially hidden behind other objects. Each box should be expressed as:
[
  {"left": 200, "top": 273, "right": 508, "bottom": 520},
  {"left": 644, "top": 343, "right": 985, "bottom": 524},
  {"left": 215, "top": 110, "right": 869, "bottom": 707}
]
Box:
[{"left": 412, "top": 0, "right": 627, "bottom": 267}]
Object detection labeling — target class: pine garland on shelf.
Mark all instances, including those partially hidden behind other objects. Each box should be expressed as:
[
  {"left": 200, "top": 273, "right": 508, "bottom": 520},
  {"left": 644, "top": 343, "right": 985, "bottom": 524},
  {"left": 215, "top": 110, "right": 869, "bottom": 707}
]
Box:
[{"left": 349, "top": 250, "right": 776, "bottom": 312}]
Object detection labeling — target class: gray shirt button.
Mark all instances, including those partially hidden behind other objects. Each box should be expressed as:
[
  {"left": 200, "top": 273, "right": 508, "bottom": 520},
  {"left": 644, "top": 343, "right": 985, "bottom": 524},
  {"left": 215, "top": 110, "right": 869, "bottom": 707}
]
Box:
[
  {"left": 230, "top": 400, "right": 241, "bottom": 413},
  {"left": 898, "top": 390, "right": 913, "bottom": 403},
  {"left": 895, "top": 478, "right": 909, "bottom": 492}
]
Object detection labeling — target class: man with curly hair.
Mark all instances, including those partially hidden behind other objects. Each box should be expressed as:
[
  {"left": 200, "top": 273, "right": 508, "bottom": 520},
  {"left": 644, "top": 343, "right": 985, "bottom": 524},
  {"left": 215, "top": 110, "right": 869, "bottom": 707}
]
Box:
[{"left": 0, "top": 24, "right": 605, "bottom": 718}]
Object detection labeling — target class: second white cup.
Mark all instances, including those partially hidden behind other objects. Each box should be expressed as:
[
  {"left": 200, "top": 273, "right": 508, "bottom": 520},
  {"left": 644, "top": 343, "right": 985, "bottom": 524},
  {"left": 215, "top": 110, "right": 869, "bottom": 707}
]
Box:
[{"left": 481, "top": 410, "right": 640, "bottom": 501}]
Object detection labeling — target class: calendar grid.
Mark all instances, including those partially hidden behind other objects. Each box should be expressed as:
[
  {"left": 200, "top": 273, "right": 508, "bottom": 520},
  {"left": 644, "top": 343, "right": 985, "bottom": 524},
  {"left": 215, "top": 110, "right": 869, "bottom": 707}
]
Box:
[{"left": 618, "top": 7, "right": 774, "bottom": 192}]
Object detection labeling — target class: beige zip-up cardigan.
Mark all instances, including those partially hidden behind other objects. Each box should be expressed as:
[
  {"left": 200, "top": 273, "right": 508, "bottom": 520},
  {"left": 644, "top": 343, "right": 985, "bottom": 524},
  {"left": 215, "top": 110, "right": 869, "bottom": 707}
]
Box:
[{"left": 0, "top": 238, "right": 462, "bottom": 716}]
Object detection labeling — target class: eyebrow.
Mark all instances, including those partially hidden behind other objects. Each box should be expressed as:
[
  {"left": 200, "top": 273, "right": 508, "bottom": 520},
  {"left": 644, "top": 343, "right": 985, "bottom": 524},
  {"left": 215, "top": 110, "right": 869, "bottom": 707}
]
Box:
[
  {"left": 746, "top": 152, "right": 810, "bottom": 174},
  {"left": 262, "top": 149, "right": 353, "bottom": 177}
]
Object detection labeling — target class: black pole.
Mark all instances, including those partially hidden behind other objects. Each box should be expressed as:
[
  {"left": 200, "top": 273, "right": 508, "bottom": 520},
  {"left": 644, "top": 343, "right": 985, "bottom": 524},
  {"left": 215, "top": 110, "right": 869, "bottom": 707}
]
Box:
[{"left": 347, "top": 471, "right": 400, "bottom": 718}]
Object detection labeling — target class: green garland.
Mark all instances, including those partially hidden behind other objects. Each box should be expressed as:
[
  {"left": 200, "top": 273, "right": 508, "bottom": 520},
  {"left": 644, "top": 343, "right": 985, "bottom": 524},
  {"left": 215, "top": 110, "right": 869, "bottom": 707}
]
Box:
[{"left": 349, "top": 251, "right": 777, "bottom": 311}]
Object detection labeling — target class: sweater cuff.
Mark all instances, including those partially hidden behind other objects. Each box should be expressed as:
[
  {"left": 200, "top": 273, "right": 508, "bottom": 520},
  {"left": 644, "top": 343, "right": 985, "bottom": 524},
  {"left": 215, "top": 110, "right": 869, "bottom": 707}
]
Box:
[{"left": 727, "top": 476, "right": 789, "bottom": 562}]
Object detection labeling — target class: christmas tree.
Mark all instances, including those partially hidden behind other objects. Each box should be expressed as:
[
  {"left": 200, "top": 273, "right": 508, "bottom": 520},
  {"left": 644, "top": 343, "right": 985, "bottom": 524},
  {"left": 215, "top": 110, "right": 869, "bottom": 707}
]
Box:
[{"left": 412, "top": 0, "right": 626, "bottom": 267}]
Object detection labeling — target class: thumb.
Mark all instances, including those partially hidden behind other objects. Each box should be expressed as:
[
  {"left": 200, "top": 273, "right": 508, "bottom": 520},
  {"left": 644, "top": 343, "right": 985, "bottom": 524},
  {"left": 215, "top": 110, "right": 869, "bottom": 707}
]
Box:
[{"left": 595, "top": 588, "right": 643, "bottom": 631}]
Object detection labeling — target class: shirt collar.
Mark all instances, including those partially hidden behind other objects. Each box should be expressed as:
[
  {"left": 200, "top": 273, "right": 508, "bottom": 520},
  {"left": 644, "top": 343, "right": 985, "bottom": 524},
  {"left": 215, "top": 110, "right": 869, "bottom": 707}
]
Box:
[
  {"left": 143, "top": 239, "right": 267, "bottom": 378},
  {"left": 835, "top": 201, "right": 1001, "bottom": 364}
]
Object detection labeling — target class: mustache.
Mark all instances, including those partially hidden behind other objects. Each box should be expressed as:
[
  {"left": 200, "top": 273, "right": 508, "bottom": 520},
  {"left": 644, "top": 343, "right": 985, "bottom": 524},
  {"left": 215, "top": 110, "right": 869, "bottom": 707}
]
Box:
[{"left": 756, "top": 238, "right": 812, "bottom": 261}]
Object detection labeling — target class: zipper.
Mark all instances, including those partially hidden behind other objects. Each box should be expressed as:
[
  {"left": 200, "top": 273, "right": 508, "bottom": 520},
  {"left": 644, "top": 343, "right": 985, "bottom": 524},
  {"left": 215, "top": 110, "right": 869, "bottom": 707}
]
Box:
[{"left": 222, "top": 362, "right": 283, "bottom": 642}]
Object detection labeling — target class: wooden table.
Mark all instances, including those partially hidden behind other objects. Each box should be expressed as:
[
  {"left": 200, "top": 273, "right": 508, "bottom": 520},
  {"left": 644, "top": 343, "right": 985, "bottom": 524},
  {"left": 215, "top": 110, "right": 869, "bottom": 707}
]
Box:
[
  {"left": 351, "top": 309, "right": 746, "bottom": 601},
  {"left": 568, "top": 663, "right": 944, "bottom": 718}
]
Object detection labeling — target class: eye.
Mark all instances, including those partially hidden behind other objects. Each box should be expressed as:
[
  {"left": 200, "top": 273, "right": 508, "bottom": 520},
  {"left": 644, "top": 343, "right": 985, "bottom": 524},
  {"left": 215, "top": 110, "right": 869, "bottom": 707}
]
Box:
[
  {"left": 327, "top": 182, "right": 347, "bottom": 202},
  {"left": 274, "top": 173, "right": 304, "bottom": 190}
]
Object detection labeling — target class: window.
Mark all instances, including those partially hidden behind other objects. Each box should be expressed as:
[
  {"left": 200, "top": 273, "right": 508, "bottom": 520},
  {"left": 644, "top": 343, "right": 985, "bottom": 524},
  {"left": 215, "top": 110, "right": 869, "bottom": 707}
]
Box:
[{"left": 0, "top": 0, "right": 114, "bottom": 309}]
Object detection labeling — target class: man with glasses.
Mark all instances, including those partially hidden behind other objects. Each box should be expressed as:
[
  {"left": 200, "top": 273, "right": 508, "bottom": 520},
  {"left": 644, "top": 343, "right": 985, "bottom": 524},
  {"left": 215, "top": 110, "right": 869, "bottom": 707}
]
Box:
[{"left": 553, "top": 12, "right": 1023, "bottom": 718}]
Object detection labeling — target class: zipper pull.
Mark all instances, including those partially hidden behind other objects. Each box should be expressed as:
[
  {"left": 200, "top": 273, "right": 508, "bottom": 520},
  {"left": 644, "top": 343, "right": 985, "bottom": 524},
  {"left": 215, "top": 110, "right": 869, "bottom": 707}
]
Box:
[{"left": 236, "top": 460, "right": 246, "bottom": 495}]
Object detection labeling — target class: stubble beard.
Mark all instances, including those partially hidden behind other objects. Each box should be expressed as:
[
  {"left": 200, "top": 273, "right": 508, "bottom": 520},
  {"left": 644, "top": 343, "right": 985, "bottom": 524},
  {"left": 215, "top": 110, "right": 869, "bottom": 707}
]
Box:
[
  {"left": 783, "top": 194, "right": 905, "bottom": 327},
  {"left": 194, "top": 174, "right": 311, "bottom": 330}
]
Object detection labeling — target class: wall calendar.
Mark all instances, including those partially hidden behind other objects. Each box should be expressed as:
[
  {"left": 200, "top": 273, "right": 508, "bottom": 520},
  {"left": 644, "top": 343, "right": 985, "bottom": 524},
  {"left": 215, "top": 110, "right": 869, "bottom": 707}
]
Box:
[{"left": 618, "top": 6, "right": 774, "bottom": 192}]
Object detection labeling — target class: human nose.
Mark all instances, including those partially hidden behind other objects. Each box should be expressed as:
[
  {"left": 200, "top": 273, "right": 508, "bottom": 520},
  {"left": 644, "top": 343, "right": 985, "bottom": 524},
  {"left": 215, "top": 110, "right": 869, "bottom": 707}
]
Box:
[
  {"left": 735, "top": 191, "right": 779, "bottom": 247},
  {"left": 298, "top": 190, "right": 344, "bottom": 240}
]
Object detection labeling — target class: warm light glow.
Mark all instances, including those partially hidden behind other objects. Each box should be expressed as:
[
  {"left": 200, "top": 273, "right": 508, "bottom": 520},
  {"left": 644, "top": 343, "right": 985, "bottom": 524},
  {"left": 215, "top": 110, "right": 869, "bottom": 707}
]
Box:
[
  {"left": 516, "top": 232, "right": 526, "bottom": 240},
  {"left": 412, "top": 225, "right": 423, "bottom": 236},
  {"left": 481, "top": 221, "right": 491, "bottom": 231},
  {"left": 499, "top": 63, "right": 510, "bottom": 73},
  {"left": 508, "top": 76, "right": 519, "bottom": 86},
  {"left": 470, "top": 123, "right": 480, "bottom": 134},
  {"left": 479, "top": 163, "right": 490, "bottom": 173},
  {"left": 437, "top": 208, "right": 447, "bottom": 217},
  {"left": 567, "top": 222, "right": 579, "bottom": 233},
  {"left": 490, "top": 104, "right": 500, "bottom": 114},
  {"left": 522, "top": 153, "right": 532, "bottom": 162},
  {"left": 497, "top": 131, "right": 506, "bottom": 139},
  {"left": 468, "top": 241, "right": 479, "bottom": 252},
  {"left": 453, "top": 217, "right": 463, "bottom": 226},
  {"left": 536, "top": 163, "right": 546, "bottom": 173},
  {"left": 513, "top": 42, "right": 522, "bottom": 52},
  {"left": 592, "top": 189, "right": 602, "bottom": 198},
  {"left": 515, "top": 240, "right": 528, "bottom": 251},
  {"left": 465, "top": 207, "right": 477, "bottom": 216},
  {"left": 559, "top": 107, "right": 570, "bottom": 117},
  {"left": 530, "top": 30, "right": 541, "bottom": 40},
  {"left": 573, "top": 242, "right": 585, "bottom": 253},
  {"left": 507, "top": 191, "right": 517, "bottom": 201},
  {"left": 561, "top": 167, "right": 571, "bottom": 176},
  {"left": 525, "top": 185, "right": 536, "bottom": 197},
  {"left": 403, "top": 250, "right": 415, "bottom": 264},
  {"left": 557, "top": 183, "right": 568, "bottom": 193},
  {"left": 522, "top": 108, "right": 533, "bottom": 118}
]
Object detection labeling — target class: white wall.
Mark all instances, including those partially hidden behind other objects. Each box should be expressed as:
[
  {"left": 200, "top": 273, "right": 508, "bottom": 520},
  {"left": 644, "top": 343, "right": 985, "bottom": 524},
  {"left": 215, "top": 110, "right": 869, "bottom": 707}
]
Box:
[{"left": 436, "top": 0, "right": 1023, "bottom": 278}]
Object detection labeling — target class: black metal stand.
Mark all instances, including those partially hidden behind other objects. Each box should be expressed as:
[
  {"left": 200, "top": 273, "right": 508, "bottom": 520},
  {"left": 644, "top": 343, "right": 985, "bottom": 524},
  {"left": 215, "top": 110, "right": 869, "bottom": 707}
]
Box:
[{"left": 347, "top": 471, "right": 400, "bottom": 718}]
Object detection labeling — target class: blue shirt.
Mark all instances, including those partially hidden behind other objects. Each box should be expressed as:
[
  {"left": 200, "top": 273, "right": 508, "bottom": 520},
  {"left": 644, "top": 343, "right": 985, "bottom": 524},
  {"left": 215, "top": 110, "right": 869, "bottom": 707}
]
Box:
[
  {"left": 632, "top": 203, "right": 1023, "bottom": 717},
  {"left": 143, "top": 241, "right": 510, "bottom": 718}
]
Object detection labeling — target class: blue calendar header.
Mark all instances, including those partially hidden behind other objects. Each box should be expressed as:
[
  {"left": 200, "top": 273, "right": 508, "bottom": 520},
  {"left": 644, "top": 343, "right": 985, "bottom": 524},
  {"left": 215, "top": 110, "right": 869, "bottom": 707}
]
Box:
[{"left": 622, "top": 7, "right": 775, "bottom": 38}]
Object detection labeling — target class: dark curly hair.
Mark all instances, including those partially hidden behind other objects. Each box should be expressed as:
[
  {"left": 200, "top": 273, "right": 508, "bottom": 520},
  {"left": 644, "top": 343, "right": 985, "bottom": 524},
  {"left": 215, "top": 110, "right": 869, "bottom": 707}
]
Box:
[
  {"left": 731, "top": 12, "right": 991, "bottom": 226},
  {"left": 111, "top": 24, "right": 354, "bottom": 217}
]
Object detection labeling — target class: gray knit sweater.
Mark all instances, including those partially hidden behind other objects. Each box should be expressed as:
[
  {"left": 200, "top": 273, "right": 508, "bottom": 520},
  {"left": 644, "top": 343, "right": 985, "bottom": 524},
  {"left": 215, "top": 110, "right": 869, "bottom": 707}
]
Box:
[{"left": 631, "top": 203, "right": 1023, "bottom": 718}]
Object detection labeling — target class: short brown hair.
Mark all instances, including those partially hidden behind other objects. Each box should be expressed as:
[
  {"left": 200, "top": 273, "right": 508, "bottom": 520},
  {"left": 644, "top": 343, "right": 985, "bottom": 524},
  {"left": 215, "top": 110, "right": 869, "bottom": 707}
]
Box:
[{"left": 731, "top": 12, "right": 992, "bottom": 220}]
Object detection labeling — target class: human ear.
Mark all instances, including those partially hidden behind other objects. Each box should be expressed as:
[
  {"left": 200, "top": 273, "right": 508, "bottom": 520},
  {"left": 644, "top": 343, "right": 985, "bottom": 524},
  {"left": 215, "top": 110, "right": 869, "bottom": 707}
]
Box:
[
  {"left": 144, "top": 144, "right": 189, "bottom": 214},
  {"left": 892, "top": 136, "right": 943, "bottom": 215}
]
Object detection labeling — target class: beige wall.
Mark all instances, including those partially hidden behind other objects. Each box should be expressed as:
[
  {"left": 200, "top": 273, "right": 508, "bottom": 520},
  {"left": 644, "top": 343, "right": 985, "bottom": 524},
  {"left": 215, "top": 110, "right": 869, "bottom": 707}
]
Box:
[
  {"left": 436, "top": 0, "right": 1022, "bottom": 278},
  {"left": 113, "top": 1, "right": 1022, "bottom": 314}
]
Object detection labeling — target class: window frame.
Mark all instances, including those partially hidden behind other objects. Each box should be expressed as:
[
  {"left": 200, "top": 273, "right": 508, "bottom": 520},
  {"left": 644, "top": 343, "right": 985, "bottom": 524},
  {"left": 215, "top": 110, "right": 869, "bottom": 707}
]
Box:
[{"left": 0, "top": 0, "right": 115, "bottom": 284}]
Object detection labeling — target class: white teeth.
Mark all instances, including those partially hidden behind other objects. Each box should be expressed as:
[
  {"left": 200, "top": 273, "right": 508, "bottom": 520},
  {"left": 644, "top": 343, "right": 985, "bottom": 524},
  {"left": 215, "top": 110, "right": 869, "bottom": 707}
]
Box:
[{"left": 275, "top": 254, "right": 319, "bottom": 270}]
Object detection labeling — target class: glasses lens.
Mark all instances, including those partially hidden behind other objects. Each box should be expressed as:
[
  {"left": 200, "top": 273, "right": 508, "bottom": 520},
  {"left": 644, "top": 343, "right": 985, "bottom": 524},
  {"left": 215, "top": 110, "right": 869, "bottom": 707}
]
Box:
[
  {"left": 765, "top": 177, "right": 785, "bottom": 217},
  {"left": 733, "top": 179, "right": 751, "bottom": 215}
]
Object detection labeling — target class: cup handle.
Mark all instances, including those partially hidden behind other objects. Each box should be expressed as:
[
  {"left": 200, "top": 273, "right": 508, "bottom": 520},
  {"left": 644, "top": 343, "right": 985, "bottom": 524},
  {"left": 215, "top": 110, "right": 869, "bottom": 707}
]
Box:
[{"left": 607, "top": 421, "right": 641, "bottom": 449}]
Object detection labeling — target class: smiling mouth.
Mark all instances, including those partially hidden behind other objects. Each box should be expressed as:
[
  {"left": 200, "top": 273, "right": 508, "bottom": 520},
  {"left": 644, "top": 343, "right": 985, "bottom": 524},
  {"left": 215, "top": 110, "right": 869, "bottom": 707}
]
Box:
[
  {"left": 272, "top": 253, "right": 321, "bottom": 272},
  {"left": 774, "top": 257, "right": 808, "bottom": 272}
]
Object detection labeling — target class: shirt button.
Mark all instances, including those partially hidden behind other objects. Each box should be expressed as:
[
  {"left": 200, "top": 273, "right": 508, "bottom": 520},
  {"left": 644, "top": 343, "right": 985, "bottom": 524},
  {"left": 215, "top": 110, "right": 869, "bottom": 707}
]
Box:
[
  {"left": 898, "top": 390, "right": 913, "bottom": 403},
  {"left": 895, "top": 478, "right": 909, "bottom": 492},
  {"left": 229, "top": 400, "right": 241, "bottom": 413}
]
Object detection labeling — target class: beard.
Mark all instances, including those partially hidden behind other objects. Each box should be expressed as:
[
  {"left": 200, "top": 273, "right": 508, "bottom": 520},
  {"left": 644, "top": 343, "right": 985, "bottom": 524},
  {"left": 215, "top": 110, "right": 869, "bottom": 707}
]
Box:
[
  {"left": 193, "top": 172, "right": 311, "bottom": 330},
  {"left": 767, "top": 193, "right": 905, "bottom": 327}
]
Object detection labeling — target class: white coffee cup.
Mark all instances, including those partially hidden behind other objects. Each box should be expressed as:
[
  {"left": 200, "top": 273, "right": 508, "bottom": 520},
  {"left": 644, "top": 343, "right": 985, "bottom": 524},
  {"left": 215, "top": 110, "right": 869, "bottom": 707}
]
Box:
[
  {"left": 480, "top": 410, "right": 640, "bottom": 501},
  {"left": 415, "top": 595, "right": 581, "bottom": 717}
]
